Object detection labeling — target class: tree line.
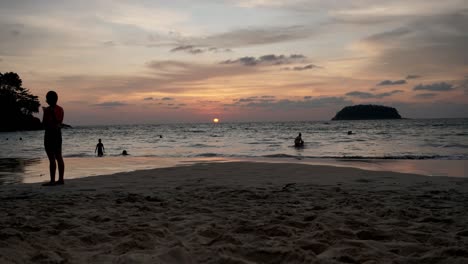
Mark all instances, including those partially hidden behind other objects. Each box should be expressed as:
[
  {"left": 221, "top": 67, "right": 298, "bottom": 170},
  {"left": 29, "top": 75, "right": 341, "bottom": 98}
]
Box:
[{"left": 0, "top": 72, "right": 42, "bottom": 132}]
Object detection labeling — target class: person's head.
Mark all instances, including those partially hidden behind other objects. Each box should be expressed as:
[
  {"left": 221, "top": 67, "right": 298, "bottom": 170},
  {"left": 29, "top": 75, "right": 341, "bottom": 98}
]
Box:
[
  {"left": 122, "top": 150, "right": 128, "bottom": 155},
  {"left": 299, "top": 133, "right": 302, "bottom": 137},
  {"left": 98, "top": 139, "right": 102, "bottom": 143},
  {"left": 46, "top": 91, "right": 58, "bottom": 106}
]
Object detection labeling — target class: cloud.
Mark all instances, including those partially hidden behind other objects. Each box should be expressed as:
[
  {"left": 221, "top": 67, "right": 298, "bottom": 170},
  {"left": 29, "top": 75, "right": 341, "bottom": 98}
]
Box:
[
  {"left": 170, "top": 45, "right": 231, "bottom": 54},
  {"left": 234, "top": 96, "right": 276, "bottom": 104},
  {"left": 93, "top": 2, "right": 190, "bottom": 33},
  {"left": 53, "top": 59, "right": 262, "bottom": 101},
  {"left": 221, "top": 54, "right": 306, "bottom": 66},
  {"left": 378, "top": 90, "right": 404, "bottom": 97},
  {"left": 143, "top": 97, "right": 154, "bottom": 101},
  {"left": 413, "top": 82, "right": 454, "bottom": 91},
  {"left": 228, "top": 96, "right": 352, "bottom": 110},
  {"left": 282, "top": 64, "right": 320, "bottom": 71},
  {"left": 190, "top": 25, "right": 317, "bottom": 48},
  {"left": 414, "top": 93, "right": 437, "bottom": 99},
  {"left": 208, "top": 47, "right": 232, "bottom": 53},
  {"left": 293, "top": 64, "right": 318, "bottom": 71},
  {"left": 198, "top": 100, "right": 220, "bottom": 104},
  {"left": 238, "top": 97, "right": 256, "bottom": 103},
  {"left": 145, "top": 60, "right": 191, "bottom": 70},
  {"left": 378, "top": 79, "right": 407, "bottom": 86},
  {"left": 222, "top": 57, "right": 257, "bottom": 66},
  {"left": 345, "top": 91, "right": 376, "bottom": 99},
  {"left": 367, "top": 28, "right": 412, "bottom": 42},
  {"left": 93, "top": 101, "right": 128, "bottom": 107},
  {"left": 170, "top": 45, "right": 203, "bottom": 54},
  {"left": 161, "top": 97, "right": 174, "bottom": 101},
  {"left": 360, "top": 11, "right": 468, "bottom": 76},
  {"left": 103, "top": 41, "right": 116, "bottom": 47},
  {"left": 406, "top": 75, "right": 421, "bottom": 79},
  {"left": 322, "top": 1, "right": 467, "bottom": 26},
  {"left": 0, "top": 22, "right": 62, "bottom": 56},
  {"left": 346, "top": 90, "right": 403, "bottom": 99}
]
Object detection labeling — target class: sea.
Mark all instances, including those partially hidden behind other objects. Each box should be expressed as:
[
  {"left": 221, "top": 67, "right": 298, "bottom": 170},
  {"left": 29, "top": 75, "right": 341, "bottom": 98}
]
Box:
[{"left": 1, "top": 118, "right": 467, "bottom": 184}]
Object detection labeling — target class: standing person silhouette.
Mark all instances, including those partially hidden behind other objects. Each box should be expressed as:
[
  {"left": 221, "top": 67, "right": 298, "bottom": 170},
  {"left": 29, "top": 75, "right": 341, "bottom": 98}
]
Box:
[
  {"left": 95, "top": 139, "right": 105, "bottom": 157},
  {"left": 42, "top": 91, "right": 65, "bottom": 186}
]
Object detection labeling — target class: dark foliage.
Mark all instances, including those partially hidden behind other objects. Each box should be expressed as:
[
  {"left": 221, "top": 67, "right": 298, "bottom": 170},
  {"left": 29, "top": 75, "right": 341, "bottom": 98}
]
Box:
[
  {"left": 0, "top": 72, "right": 42, "bottom": 131},
  {"left": 332, "top": 104, "right": 402, "bottom": 120}
]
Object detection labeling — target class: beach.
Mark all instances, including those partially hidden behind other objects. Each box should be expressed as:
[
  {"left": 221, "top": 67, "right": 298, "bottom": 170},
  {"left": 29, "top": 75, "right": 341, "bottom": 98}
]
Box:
[
  {"left": 2, "top": 0, "right": 468, "bottom": 262},
  {"left": 1, "top": 162, "right": 468, "bottom": 263}
]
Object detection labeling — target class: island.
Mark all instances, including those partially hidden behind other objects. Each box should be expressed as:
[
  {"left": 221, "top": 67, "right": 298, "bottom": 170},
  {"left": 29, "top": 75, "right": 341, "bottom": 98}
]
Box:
[{"left": 332, "top": 104, "right": 402, "bottom": 120}]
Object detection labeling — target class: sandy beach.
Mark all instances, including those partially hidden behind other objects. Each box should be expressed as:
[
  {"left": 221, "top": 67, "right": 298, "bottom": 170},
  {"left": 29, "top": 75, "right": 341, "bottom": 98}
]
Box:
[{"left": 1, "top": 162, "right": 468, "bottom": 263}]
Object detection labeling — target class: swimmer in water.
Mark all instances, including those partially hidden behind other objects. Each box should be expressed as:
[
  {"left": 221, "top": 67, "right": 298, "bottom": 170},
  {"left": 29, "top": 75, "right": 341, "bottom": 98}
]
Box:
[
  {"left": 95, "top": 139, "right": 105, "bottom": 157},
  {"left": 294, "top": 133, "right": 304, "bottom": 147}
]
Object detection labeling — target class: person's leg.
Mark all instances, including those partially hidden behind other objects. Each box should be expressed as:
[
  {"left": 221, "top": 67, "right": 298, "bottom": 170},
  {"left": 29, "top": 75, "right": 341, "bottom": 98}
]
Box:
[
  {"left": 43, "top": 135, "right": 57, "bottom": 186},
  {"left": 46, "top": 150, "right": 56, "bottom": 183},
  {"left": 54, "top": 134, "right": 65, "bottom": 184},
  {"left": 56, "top": 154, "right": 64, "bottom": 183},
  {"left": 55, "top": 143, "right": 65, "bottom": 183}
]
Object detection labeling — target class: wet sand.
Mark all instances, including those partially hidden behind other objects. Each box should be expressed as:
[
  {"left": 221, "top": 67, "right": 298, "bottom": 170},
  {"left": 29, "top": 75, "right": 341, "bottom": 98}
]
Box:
[
  {"left": 1, "top": 162, "right": 468, "bottom": 263},
  {"left": 1, "top": 157, "right": 466, "bottom": 186}
]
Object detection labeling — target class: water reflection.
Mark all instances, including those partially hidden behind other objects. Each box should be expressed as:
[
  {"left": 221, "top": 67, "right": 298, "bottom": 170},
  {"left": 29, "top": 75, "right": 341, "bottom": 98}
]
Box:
[{"left": 0, "top": 158, "right": 42, "bottom": 185}]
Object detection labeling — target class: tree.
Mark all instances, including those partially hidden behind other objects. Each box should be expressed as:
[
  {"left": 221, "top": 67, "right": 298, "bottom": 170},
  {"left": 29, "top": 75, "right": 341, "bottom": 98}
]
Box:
[{"left": 0, "top": 72, "right": 42, "bottom": 131}]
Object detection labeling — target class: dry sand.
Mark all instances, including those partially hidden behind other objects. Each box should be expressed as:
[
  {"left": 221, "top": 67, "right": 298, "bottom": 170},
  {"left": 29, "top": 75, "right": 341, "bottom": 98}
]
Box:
[{"left": 1, "top": 162, "right": 468, "bottom": 263}]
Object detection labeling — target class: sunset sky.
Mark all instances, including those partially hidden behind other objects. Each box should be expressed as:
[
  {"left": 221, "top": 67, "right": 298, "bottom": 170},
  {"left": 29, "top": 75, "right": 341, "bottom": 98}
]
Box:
[{"left": 1, "top": 0, "right": 467, "bottom": 125}]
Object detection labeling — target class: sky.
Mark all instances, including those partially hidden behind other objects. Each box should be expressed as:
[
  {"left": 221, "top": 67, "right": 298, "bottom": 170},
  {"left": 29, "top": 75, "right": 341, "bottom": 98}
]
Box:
[{"left": 0, "top": 0, "right": 467, "bottom": 125}]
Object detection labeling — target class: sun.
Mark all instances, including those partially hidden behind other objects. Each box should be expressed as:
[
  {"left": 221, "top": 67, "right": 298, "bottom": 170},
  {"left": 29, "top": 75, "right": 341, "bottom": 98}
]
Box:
[{"left": 213, "top": 118, "right": 219, "bottom": 123}]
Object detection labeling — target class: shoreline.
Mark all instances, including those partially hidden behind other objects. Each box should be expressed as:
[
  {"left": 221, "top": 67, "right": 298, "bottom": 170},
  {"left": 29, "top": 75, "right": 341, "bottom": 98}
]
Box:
[
  {"left": 1, "top": 162, "right": 467, "bottom": 263},
  {"left": 0, "top": 156, "right": 467, "bottom": 185}
]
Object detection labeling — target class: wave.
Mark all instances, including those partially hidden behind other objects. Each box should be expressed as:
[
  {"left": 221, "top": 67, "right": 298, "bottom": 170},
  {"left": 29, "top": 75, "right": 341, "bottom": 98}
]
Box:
[
  {"left": 64, "top": 153, "right": 94, "bottom": 158},
  {"left": 29, "top": 152, "right": 468, "bottom": 160},
  {"left": 263, "top": 154, "right": 468, "bottom": 160},
  {"left": 189, "top": 144, "right": 215, "bottom": 148},
  {"left": 263, "top": 154, "right": 298, "bottom": 158},
  {"left": 64, "top": 153, "right": 136, "bottom": 158},
  {"left": 248, "top": 141, "right": 282, "bottom": 145},
  {"left": 186, "top": 130, "right": 206, "bottom": 133},
  {"left": 195, "top": 153, "right": 219, "bottom": 157},
  {"left": 329, "top": 155, "right": 454, "bottom": 160},
  {"left": 443, "top": 144, "right": 468, "bottom": 149},
  {"left": 425, "top": 143, "right": 468, "bottom": 149}
]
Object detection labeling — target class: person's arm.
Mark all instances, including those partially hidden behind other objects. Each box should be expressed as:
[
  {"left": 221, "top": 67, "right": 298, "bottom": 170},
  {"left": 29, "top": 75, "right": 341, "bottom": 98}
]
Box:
[
  {"left": 42, "top": 107, "right": 46, "bottom": 127},
  {"left": 57, "top": 107, "right": 64, "bottom": 125},
  {"left": 95, "top": 145, "right": 98, "bottom": 153}
]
